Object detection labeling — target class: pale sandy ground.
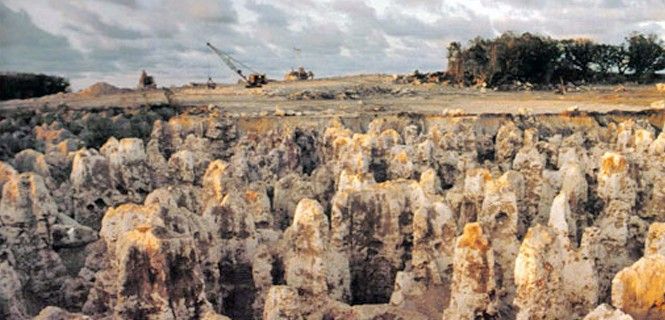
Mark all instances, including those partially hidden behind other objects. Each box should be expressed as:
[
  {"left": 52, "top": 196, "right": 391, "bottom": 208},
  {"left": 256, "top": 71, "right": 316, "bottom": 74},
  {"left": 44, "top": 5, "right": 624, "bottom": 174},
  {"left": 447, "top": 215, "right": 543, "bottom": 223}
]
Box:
[{"left": 1, "top": 75, "right": 663, "bottom": 115}]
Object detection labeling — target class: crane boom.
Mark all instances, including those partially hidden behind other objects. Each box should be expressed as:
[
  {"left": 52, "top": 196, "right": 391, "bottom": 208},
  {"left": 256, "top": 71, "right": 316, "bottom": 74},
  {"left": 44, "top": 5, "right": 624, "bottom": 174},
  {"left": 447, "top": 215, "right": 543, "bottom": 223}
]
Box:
[
  {"left": 206, "top": 42, "right": 248, "bottom": 83},
  {"left": 206, "top": 41, "right": 267, "bottom": 88},
  {"left": 226, "top": 53, "right": 259, "bottom": 74}
]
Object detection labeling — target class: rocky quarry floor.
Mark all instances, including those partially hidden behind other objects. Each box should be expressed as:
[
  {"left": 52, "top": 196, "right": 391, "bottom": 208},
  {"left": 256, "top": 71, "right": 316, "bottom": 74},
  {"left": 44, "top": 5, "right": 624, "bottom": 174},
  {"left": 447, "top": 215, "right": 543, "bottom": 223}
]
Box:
[{"left": 1, "top": 77, "right": 665, "bottom": 320}]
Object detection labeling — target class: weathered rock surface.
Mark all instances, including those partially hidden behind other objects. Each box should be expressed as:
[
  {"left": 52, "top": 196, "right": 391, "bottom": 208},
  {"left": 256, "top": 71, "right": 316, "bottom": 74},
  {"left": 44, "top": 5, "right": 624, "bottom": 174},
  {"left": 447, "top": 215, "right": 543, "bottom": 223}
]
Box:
[
  {"left": 69, "top": 148, "right": 117, "bottom": 230},
  {"left": 80, "top": 187, "right": 226, "bottom": 319},
  {"left": 443, "top": 223, "right": 497, "bottom": 319},
  {"left": 644, "top": 222, "right": 665, "bottom": 256},
  {"left": 331, "top": 178, "right": 425, "bottom": 304},
  {"left": 584, "top": 304, "right": 634, "bottom": 320},
  {"left": 513, "top": 218, "right": 598, "bottom": 319},
  {"left": 0, "top": 173, "right": 70, "bottom": 312},
  {"left": 0, "top": 250, "right": 28, "bottom": 319},
  {"left": 33, "top": 306, "right": 91, "bottom": 320},
  {"left": 284, "top": 199, "right": 350, "bottom": 300},
  {"left": 1, "top": 107, "right": 664, "bottom": 319},
  {"left": 611, "top": 254, "right": 665, "bottom": 320}
]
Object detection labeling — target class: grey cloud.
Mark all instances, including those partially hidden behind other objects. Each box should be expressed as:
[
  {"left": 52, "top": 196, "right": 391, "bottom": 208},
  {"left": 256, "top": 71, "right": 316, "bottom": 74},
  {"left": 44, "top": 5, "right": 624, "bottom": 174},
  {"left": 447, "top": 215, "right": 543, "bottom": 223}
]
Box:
[
  {"left": 245, "top": 0, "right": 289, "bottom": 28},
  {"left": 98, "top": 0, "right": 140, "bottom": 8},
  {"left": 0, "top": 2, "right": 86, "bottom": 74},
  {"left": 55, "top": 2, "right": 144, "bottom": 40}
]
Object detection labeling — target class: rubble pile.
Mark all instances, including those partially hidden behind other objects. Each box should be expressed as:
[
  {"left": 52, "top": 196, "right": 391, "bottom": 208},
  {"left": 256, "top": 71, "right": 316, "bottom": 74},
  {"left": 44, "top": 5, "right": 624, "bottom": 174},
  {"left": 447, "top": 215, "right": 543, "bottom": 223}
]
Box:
[
  {"left": 283, "top": 85, "right": 395, "bottom": 100},
  {"left": 393, "top": 71, "right": 446, "bottom": 85},
  {"left": 0, "top": 106, "right": 664, "bottom": 320}
]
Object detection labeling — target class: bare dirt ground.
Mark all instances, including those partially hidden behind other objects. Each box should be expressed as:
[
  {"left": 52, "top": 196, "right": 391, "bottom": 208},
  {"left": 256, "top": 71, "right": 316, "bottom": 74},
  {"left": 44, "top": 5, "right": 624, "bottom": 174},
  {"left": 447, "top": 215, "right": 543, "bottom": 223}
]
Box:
[{"left": 1, "top": 74, "right": 663, "bottom": 115}]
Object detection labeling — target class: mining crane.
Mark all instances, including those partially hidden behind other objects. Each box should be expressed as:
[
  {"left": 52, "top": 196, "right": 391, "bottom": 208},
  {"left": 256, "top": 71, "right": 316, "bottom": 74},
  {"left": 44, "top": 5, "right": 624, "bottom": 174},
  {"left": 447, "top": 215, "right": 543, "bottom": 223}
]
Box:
[
  {"left": 284, "top": 47, "right": 314, "bottom": 81},
  {"left": 206, "top": 42, "right": 267, "bottom": 88}
]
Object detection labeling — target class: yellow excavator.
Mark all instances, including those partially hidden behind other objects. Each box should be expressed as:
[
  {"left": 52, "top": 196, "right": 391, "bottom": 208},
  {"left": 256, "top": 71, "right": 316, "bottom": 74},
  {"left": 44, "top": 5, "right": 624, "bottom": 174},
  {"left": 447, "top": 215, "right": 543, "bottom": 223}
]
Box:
[
  {"left": 283, "top": 47, "right": 314, "bottom": 81},
  {"left": 206, "top": 42, "right": 267, "bottom": 88},
  {"left": 284, "top": 66, "right": 314, "bottom": 81}
]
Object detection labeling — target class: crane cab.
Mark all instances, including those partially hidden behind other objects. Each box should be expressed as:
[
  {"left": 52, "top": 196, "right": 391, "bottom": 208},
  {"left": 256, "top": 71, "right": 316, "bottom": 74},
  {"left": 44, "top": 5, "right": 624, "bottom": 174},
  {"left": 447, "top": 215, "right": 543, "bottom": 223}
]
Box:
[{"left": 246, "top": 73, "right": 267, "bottom": 88}]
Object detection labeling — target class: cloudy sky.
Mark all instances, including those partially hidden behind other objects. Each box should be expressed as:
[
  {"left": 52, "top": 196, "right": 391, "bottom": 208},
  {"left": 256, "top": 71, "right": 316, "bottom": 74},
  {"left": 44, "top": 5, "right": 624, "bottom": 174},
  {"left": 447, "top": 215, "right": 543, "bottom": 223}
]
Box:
[{"left": 1, "top": 0, "right": 664, "bottom": 90}]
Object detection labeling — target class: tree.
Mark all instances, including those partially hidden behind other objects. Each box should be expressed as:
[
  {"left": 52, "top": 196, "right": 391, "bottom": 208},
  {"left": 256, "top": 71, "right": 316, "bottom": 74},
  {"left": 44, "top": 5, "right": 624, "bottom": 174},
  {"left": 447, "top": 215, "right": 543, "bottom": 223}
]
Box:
[
  {"left": 462, "top": 36, "right": 492, "bottom": 84},
  {"left": 626, "top": 32, "right": 665, "bottom": 81},
  {"left": 447, "top": 31, "right": 663, "bottom": 87},
  {"left": 562, "top": 38, "right": 596, "bottom": 80},
  {"left": 592, "top": 44, "right": 629, "bottom": 80},
  {"left": 491, "top": 32, "right": 560, "bottom": 85},
  {"left": 446, "top": 42, "right": 464, "bottom": 82},
  {"left": 614, "top": 45, "right": 630, "bottom": 76}
]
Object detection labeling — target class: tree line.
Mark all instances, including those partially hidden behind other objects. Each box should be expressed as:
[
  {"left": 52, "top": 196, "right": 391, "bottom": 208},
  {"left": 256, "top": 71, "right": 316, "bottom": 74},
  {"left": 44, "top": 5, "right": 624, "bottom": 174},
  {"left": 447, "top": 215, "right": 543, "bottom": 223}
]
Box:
[
  {"left": 0, "top": 73, "right": 70, "bottom": 101},
  {"left": 446, "top": 32, "right": 665, "bottom": 87}
]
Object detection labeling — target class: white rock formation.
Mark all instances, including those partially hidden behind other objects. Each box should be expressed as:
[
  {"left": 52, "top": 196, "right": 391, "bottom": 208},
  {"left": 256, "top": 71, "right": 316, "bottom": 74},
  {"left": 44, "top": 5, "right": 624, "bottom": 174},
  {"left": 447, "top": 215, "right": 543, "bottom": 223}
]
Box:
[{"left": 443, "top": 223, "right": 497, "bottom": 320}]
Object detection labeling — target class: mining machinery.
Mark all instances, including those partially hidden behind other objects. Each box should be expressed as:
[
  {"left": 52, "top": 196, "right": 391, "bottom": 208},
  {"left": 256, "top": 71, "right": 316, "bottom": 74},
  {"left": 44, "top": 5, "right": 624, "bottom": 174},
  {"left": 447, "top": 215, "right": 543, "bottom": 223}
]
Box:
[
  {"left": 206, "top": 42, "right": 267, "bottom": 88},
  {"left": 284, "top": 66, "right": 314, "bottom": 81},
  {"left": 284, "top": 47, "right": 314, "bottom": 81}
]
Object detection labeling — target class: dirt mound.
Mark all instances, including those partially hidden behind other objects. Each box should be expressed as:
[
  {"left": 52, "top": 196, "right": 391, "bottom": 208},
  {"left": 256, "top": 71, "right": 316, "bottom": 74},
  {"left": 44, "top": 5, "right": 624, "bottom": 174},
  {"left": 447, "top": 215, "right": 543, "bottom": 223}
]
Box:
[{"left": 77, "top": 82, "right": 127, "bottom": 97}]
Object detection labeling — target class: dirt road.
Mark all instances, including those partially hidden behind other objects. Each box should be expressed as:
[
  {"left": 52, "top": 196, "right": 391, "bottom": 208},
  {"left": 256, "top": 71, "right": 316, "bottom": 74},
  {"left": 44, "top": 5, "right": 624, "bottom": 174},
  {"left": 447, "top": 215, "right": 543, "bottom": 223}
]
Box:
[{"left": 1, "top": 75, "right": 663, "bottom": 115}]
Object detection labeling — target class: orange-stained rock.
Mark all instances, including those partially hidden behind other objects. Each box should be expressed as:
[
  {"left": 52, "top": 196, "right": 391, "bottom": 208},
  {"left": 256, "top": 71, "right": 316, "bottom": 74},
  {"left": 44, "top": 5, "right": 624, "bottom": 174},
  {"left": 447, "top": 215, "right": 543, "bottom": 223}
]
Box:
[
  {"left": 0, "top": 173, "right": 68, "bottom": 310},
  {"left": 478, "top": 174, "right": 520, "bottom": 311},
  {"left": 598, "top": 152, "right": 636, "bottom": 205},
  {"left": 611, "top": 254, "right": 665, "bottom": 320},
  {"left": 0, "top": 161, "right": 16, "bottom": 194},
  {"left": 514, "top": 225, "right": 569, "bottom": 320},
  {"left": 496, "top": 121, "right": 523, "bottom": 167},
  {"left": 33, "top": 306, "right": 91, "bottom": 320},
  {"left": 100, "top": 137, "right": 151, "bottom": 202},
  {"left": 283, "top": 199, "right": 350, "bottom": 300},
  {"left": 645, "top": 223, "right": 665, "bottom": 256},
  {"left": 443, "top": 223, "right": 497, "bottom": 320}
]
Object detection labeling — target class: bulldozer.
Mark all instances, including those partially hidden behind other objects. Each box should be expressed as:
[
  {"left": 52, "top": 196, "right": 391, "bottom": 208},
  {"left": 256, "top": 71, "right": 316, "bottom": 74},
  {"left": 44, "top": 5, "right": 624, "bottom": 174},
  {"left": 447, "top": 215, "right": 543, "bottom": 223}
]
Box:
[
  {"left": 206, "top": 42, "right": 267, "bottom": 88},
  {"left": 284, "top": 66, "right": 314, "bottom": 81}
]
